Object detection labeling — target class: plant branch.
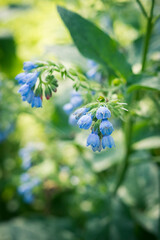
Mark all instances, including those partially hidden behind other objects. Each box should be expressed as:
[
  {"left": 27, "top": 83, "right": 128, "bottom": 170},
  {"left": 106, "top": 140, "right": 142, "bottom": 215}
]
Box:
[
  {"left": 113, "top": 115, "right": 133, "bottom": 195},
  {"left": 112, "top": 0, "right": 155, "bottom": 195},
  {"left": 136, "top": 0, "right": 148, "bottom": 19},
  {"left": 141, "top": 0, "right": 155, "bottom": 71}
]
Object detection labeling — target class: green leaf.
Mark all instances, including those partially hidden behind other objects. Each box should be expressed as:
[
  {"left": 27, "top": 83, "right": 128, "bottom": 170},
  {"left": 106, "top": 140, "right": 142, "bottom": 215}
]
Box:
[
  {"left": 0, "top": 217, "right": 77, "bottom": 240},
  {"left": 57, "top": 6, "right": 132, "bottom": 80},
  {"left": 0, "top": 32, "right": 17, "bottom": 77},
  {"left": 120, "top": 162, "right": 159, "bottom": 236},
  {"left": 127, "top": 74, "right": 160, "bottom": 92},
  {"left": 86, "top": 197, "right": 137, "bottom": 240},
  {"left": 133, "top": 136, "right": 160, "bottom": 150}
]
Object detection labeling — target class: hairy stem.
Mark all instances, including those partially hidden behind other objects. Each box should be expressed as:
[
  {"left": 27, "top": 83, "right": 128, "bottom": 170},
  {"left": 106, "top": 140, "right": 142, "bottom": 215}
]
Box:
[{"left": 142, "top": 0, "right": 155, "bottom": 71}]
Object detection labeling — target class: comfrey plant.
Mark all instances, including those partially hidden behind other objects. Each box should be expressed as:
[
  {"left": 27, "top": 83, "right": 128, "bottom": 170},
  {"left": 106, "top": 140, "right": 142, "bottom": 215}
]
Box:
[
  {"left": 16, "top": 61, "right": 59, "bottom": 108},
  {"left": 15, "top": 0, "right": 160, "bottom": 204},
  {"left": 16, "top": 60, "right": 127, "bottom": 152}
]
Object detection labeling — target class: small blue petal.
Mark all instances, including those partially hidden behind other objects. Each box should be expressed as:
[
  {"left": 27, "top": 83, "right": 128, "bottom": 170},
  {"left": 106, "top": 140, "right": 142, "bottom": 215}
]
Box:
[
  {"left": 77, "top": 114, "right": 92, "bottom": 130},
  {"left": 102, "top": 135, "right": 115, "bottom": 149},
  {"left": 96, "top": 106, "right": 111, "bottom": 119},
  {"left": 31, "top": 96, "right": 42, "bottom": 108},
  {"left": 100, "top": 120, "right": 114, "bottom": 136},
  {"left": 18, "top": 84, "right": 30, "bottom": 97},
  {"left": 70, "top": 96, "right": 83, "bottom": 108},
  {"left": 15, "top": 72, "right": 28, "bottom": 85},
  {"left": 69, "top": 114, "right": 77, "bottom": 126},
  {"left": 23, "top": 191, "right": 34, "bottom": 204},
  {"left": 63, "top": 103, "right": 74, "bottom": 115},
  {"left": 20, "top": 173, "right": 30, "bottom": 182},
  {"left": 71, "top": 90, "right": 81, "bottom": 97},
  {"left": 86, "top": 133, "right": 101, "bottom": 152},
  {"left": 26, "top": 72, "right": 39, "bottom": 87},
  {"left": 23, "top": 61, "right": 37, "bottom": 71},
  {"left": 73, "top": 107, "right": 89, "bottom": 120}
]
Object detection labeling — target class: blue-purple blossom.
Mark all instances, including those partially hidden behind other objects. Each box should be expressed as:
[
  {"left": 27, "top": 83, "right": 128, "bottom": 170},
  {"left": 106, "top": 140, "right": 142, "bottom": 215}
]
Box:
[
  {"left": 22, "top": 88, "right": 34, "bottom": 104},
  {"left": 18, "top": 84, "right": 31, "bottom": 97},
  {"left": 18, "top": 175, "right": 40, "bottom": 204},
  {"left": 69, "top": 114, "right": 77, "bottom": 126},
  {"left": 70, "top": 96, "right": 83, "bottom": 108},
  {"left": 77, "top": 114, "right": 92, "bottom": 130},
  {"left": 63, "top": 103, "right": 74, "bottom": 115},
  {"left": 26, "top": 72, "right": 39, "bottom": 87},
  {"left": 20, "top": 173, "right": 30, "bottom": 182},
  {"left": 100, "top": 120, "right": 114, "bottom": 136},
  {"left": 0, "top": 123, "right": 14, "bottom": 143},
  {"left": 86, "top": 60, "right": 102, "bottom": 82},
  {"left": 96, "top": 106, "right": 111, "bottom": 119},
  {"left": 86, "top": 133, "right": 101, "bottom": 152},
  {"left": 23, "top": 61, "right": 37, "bottom": 71},
  {"left": 23, "top": 191, "right": 34, "bottom": 203},
  {"left": 73, "top": 107, "right": 88, "bottom": 120},
  {"left": 102, "top": 135, "right": 115, "bottom": 149},
  {"left": 15, "top": 72, "right": 28, "bottom": 85},
  {"left": 31, "top": 96, "right": 42, "bottom": 108},
  {"left": 71, "top": 90, "right": 81, "bottom": 97}
]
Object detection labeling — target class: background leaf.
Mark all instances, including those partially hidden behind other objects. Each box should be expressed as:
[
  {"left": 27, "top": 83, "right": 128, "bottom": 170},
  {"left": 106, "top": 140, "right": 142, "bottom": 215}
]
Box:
[
  {"left": 57, "top": 6, "right": 132, "bottom": 80},
  {"left": 127, "top": 75, "right": 160, "bottom": 92}
]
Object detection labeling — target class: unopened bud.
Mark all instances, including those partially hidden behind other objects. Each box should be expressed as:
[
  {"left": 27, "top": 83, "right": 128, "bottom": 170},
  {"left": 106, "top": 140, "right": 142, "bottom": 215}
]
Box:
[
  {"left": 35, "top": 84, "right": 43, "bottom": 97},
  {"left": 45, "top": 86, "right": 52, "bottom": 100}
]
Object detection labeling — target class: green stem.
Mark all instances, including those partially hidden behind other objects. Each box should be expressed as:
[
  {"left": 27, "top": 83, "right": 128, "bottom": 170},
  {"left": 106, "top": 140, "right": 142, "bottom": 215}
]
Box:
[
  {"left": 136, "top": 0, "right": 148, "bottom": 19},
  {"left": 157, "top": 163, "right": 160, "bottom": 240},
  {"left": 113, "top": 115, "right": 133, "bottom": 195},
  {"left": 113, "top": 0, "right": 155, "bottom": 195},
  {"left": 141, "top": 0, "right": 155, "bottom": 71}
]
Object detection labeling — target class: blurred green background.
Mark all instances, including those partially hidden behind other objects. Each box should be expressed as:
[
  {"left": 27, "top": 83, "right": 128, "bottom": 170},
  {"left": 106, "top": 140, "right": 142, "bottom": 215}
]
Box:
[{"left": 0, "top": 0, "right": 160, "bottom": 239}]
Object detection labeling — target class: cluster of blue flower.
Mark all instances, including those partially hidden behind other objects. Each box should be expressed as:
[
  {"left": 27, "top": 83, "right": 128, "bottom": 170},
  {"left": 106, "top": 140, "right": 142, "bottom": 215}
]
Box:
[
  {"left": 18, "top": 143, "right": 43, "bottom": 203},
  {"left": 63, "top": 91, "right": 83, "bottom": 125},
  {"left": 0, "top": 123, "right": 14, "bottom": 143},
  {"left": 18, "top": 173, "right": 40, "bottom": 204},
  {"left": 71, "top": 106, "right": 115, "bottom": 152},
  {"left": 15, "top": 62, "right": 43, "bottom": 108},
  {"left": 86, "top": 60, "right": 102, "bottom": 82}
]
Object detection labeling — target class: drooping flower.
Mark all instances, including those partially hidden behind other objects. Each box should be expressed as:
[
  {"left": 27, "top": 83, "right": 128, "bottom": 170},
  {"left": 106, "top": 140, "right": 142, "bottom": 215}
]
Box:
[
  {"left": 86, "top": 133, "right": 101, "bottom": 152},
  {"left": 26, "top": 72, "right": 39, "bottom": 87},
  {"left": 22, "top": 88, "right": 34, "bottom": 104},
  {"left": 100, "top": 120, "right": 114, "bottom": 136},
  {"left": 18, "top": 84, "right": 31, "bottom": 97},
  {"left": 23, "top": 61, "right": 37, "bottom": 71},
  {"left": 70, "top": 95, "right": 83, "bottom": 108},
  {"left": 73, "top": 107, "right": 88, "bottom": 120},
  {"left": 102, "top": 135, "right": 115, "bottom": 149},
  {"left": 71, "top": 90, "right": 81, "bottom": 98},
  {"left": 18, "top": 174, "right": 40, "bottom": 204},
  {"left": 86, "top": 60, "right": 102, "bottom": 82},
  {"left": 96, "top": 106, "right": 111, "bottom": 119},
  {"left": 77, "top": 114, "right": 92, "bottom": 129},
  {"left": 31, "top": 96, "right": 42, "bottom": 108},
  {"left": 63, "top": 103, "right": 74, "bottom": 115},
  {"left": 15, "top": 72, "right": 28, "bottom": 85},
  {"left": 69, "top": 114, "right": 77, "bottom": 126}
]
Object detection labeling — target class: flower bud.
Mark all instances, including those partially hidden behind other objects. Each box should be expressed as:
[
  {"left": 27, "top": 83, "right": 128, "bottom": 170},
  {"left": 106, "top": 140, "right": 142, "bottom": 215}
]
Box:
[
  {"left": 50, "top": 83, "right": 57, "bottom": 92},
  {"left": 45, "top": 86, "right": 52, "bottom": 100},
  {"left": 35, "top": 84, "right": 43, "bottom": 98}
]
